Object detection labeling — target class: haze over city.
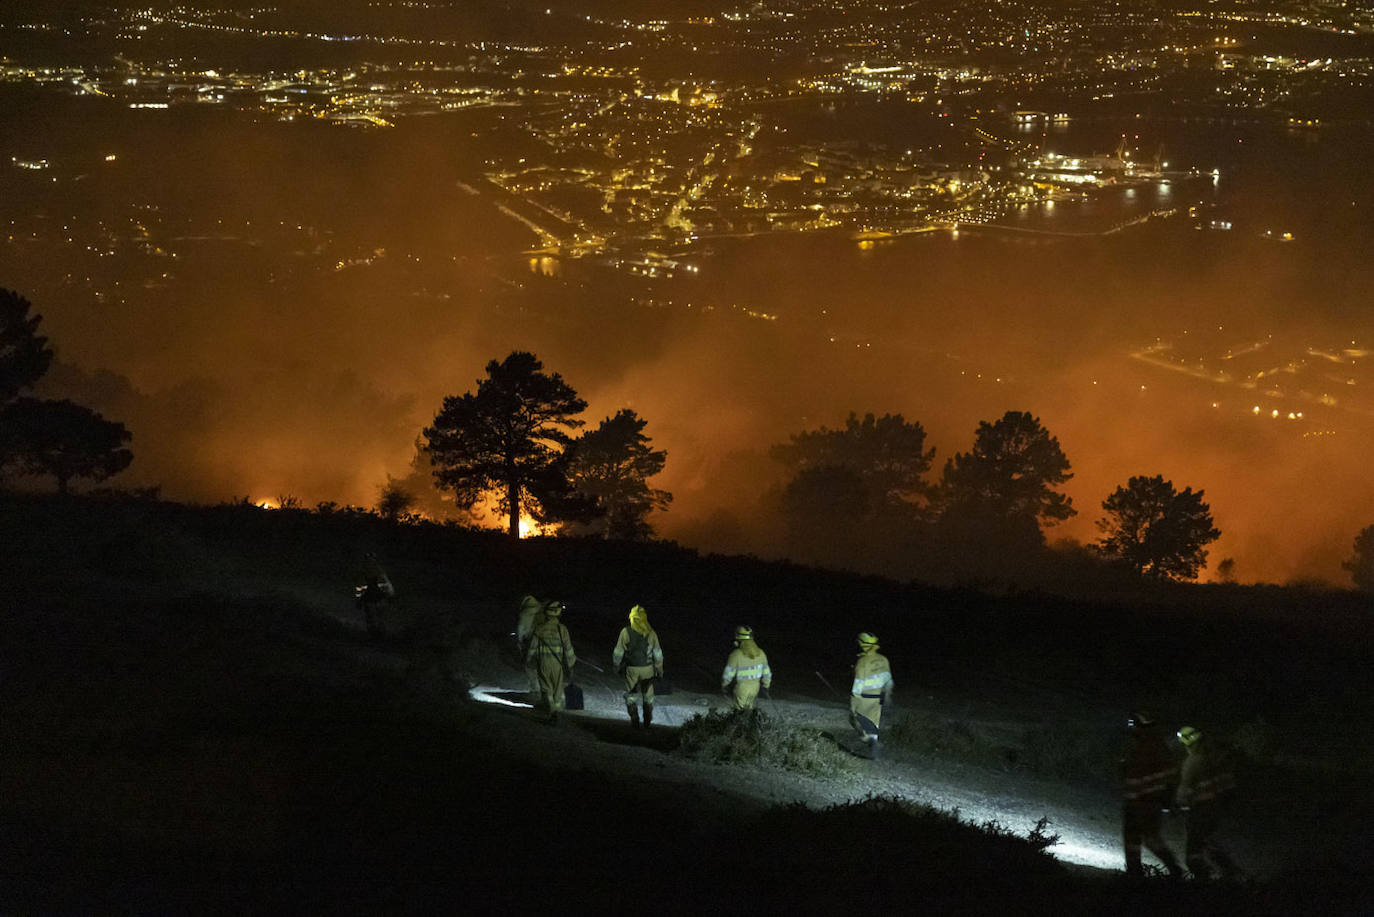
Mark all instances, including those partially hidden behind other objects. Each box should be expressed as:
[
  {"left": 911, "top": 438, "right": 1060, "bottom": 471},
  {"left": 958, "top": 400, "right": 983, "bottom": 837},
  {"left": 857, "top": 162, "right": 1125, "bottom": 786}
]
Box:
[
  {"left": 10, "top": 3, "right": 1374, "bottom": 911},
  {"left": 4, "top": 0, "right": 1373, "bottom": 583}
]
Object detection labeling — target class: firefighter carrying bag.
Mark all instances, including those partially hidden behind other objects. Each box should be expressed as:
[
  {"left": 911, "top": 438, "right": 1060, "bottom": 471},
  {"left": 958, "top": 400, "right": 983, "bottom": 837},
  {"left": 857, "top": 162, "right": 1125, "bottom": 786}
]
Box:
[{"left": 564, "top": 682, "right": 585, "bottom": 711}]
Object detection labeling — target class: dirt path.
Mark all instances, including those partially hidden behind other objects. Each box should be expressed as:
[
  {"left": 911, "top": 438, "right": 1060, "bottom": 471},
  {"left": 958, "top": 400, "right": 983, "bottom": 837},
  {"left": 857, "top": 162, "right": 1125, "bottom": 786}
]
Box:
[
  {"left": 462, "top": 648, "right": 1137, "bottom": 873},
  {"left": 320, "top": 596, "right": 1281, "bottom": 882}
]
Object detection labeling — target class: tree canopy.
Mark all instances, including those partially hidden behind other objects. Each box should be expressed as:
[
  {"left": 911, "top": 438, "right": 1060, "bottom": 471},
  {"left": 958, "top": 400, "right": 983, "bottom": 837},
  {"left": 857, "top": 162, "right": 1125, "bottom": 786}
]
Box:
[
  {"left": 423, "top": 351, "right": 587, "bottom": 537},
  {"left": 778, "top": 463, "right": 871, "bottom": 565},
  {"left": 0, "top": 397, "right": 133, "bottom": 494},
  {"left": 562, "top": 408, "right": 671, "bottom": 540},
  {"left": 1, "top": 288, "right": 54, "bottom": 404},
  {"left": 937, "top": 410, "right": 1075, "bottom": 534},
  {"left": 375, "top": 476, "right": 417, "bottom": 522},
  {"left": 1344, "top": 525, "right": 1374, "bottom": 593},
  {"left": 771, "top": 411, "right": 935, "bottom": 518},
  {"left": 1096, "top": 474, "right": 1221, "bottom": 580},
  {"left": 0, "top": 291, "right": 134, "bottom": 495}
]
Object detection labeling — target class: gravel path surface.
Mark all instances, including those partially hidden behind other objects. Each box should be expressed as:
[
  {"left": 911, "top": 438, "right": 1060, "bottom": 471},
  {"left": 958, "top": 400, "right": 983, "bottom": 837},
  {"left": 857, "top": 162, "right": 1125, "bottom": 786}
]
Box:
[
  {"left": 328, "top": 599, "right": 1282, "bottom": 882},
  {"left": 464, "top": 655, "right": 1135, "bottom": 873}
]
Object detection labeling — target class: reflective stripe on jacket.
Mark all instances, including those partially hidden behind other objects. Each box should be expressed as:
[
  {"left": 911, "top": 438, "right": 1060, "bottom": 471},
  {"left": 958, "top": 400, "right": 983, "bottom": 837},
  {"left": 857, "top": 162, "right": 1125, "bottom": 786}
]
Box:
[
  {"left": 1122, "top": 732, "right": 1177, "bottom": 802},
  {"left": 722, "top": 647, "right": 771, "bottom": 688},
  {"left": 852, "top": 652, "right": 892, "bottom": 697},
  {"left": 1123, "top": 768, "right": 1174, "bottom": 801},
  {"left": 527, "top": 620, "right": 575, "bottom": 670},
  {"left": 1176, "top": 746, "right": 1236, "bottom": 806}
]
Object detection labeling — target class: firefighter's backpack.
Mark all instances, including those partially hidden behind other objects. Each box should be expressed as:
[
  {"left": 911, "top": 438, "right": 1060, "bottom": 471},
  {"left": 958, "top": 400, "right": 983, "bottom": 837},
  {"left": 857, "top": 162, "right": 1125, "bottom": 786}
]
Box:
[{"left": 564, "top": 682, "right": 585, "bottom": 711}]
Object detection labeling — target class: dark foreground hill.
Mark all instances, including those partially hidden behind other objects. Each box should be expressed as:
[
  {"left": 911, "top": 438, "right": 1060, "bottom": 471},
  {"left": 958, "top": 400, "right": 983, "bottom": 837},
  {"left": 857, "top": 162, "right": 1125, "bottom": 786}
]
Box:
[{"left": 2, "top": 492, "right": 1371, "bottom": 912}]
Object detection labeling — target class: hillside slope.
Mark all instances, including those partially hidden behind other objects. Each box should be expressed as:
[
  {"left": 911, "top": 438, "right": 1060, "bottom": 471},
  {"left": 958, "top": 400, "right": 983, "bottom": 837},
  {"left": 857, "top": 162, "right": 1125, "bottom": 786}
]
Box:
[{"left": 2, "top": 493, "right": 1371, "bottom": 911}]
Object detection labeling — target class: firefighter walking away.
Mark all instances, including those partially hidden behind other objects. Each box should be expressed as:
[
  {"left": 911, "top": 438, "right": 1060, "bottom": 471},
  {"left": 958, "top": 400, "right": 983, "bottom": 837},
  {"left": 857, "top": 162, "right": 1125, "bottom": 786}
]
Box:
[
  {"left": 721, "top": 625, "right": 772, "bottom": 710},
  {"left": 612, "top": 604, "right": 663, "bottom": 728},
  {"left": 526, "top": 600, "right": 576, "bottom": 723},
  {"left": 354, "top": 551, "right": 395, "bottom": 638},
  {"left": 850, "top": 632, "right": 892, "bottom": 760},
  {"left": 1120, "top": 711, "right": 1184, "bottom": 878},
  {"left": 1175, "top": 725, "right": 1240, "bottom": 881}
]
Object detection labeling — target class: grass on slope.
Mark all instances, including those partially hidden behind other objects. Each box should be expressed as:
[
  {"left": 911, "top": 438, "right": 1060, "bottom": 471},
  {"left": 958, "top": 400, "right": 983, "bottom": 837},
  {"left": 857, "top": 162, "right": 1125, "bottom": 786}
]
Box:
[
  {"left": 2, "top": 492, "right": 1372, "bottom": 911},
  {"left": 676, "top": 707, "right": 857, "bottom": 776}
]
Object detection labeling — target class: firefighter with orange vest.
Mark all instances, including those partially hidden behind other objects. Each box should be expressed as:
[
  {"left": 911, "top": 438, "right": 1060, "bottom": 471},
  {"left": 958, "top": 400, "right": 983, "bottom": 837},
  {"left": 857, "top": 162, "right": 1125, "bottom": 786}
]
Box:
[
  {"left": 612, "top": 604, "right": 663, "bottom": 728},
  {"left": 1175, "top": 725, "right": 1239, "bottom": 880},
  {"left": 525, "top": 600, "right": 575, "bottom": 723},
  {"left": 1120, "top": 712, "right": 1184, "bottom": 878},
  {"left": 850, "top": 632, "right": 893, "bottom": 759},
  {"left": 721, "top": 626, "right": 772, "bottom": 709}
]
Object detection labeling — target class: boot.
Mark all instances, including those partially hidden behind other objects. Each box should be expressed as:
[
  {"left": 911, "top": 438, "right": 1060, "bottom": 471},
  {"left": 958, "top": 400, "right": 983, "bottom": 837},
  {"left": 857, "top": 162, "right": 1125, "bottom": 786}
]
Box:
[
  {"left": 626, "top": 704, "right": 640, "bottom": 727},
  {"left": 643, "top": 705, "right": 654, "bottom": 728},
  {"left": 868, "top": 736, "right": 882, "bottom": 760},
  {"left": 1156, "top": 848, "right": 1185, "bottom": 880}
]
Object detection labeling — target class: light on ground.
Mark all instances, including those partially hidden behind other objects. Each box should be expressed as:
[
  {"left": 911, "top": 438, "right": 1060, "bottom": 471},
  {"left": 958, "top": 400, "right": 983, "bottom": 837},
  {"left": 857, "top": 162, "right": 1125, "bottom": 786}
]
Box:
[{"left": 469, "top": 685, "right": 534, "bottom": 709}]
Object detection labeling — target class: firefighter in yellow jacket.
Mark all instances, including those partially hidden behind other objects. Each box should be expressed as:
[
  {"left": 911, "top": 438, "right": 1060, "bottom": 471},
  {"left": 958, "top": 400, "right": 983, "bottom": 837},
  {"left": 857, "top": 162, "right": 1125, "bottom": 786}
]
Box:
[
  {"left": 525, "top": 600, "right": 576, "bottom": 723},
  {"left": 611, "top": 604, "right": 663, "bottom": 728},
  {"left": 1175, "top": 726, "right": 1239, "bottom": 880},
  {"left": 721, "top": 626, "right": 772, "bottom": 710},
  {"left": 850, "top": 632, "right": 893, "bottom": 759}
]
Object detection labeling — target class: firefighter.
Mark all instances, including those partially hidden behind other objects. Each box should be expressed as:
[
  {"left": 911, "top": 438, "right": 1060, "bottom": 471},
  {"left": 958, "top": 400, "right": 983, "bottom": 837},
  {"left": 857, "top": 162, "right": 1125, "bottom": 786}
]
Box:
[
  {"left": 1175, "top": 726, "right": 1239, "bottom": 880},
  {"left": 721, "top": 625, "right": 772, "bottom": 710},
  {"left": 611, "top": 604, "right": 663, "bottom": 728},
  {"left": 516, "top": 595, "right": 546, "bottom": 695},
  {"left": 354, "top": 551, "right": 394, "bottom": 638},
  {"left": 849, "top": 632, "right": 893, "bottom": 759},
  {"left": 525, "top": 600, "right": 575, "bottom": 723},
  {"left": 1120, "top": 712, "right": 1184, "bottom": 878}
]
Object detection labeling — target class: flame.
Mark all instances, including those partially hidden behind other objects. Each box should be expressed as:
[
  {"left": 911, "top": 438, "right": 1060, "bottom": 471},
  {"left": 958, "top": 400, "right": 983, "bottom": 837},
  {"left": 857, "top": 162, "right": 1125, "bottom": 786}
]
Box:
[
  {"left": 471, "top": 493, "right": 546, "bottom": 537},
  {"left": 256, "top": 498, "right": 279, "bottom": 509}
]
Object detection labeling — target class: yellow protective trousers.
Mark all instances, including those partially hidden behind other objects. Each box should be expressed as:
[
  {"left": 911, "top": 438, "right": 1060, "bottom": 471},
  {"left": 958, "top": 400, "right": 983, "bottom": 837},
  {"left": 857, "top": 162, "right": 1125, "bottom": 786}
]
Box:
[
  {"left": 623, "top": 664, "right": 656, "bottom": 708},
  {"left": 850, "top": 695, "right": 882, "bottom": 737},
  {"left": 536, "top": 655, "right": 567, "bottom": 712},
  {"left": 730, "top": 679, "right": 761, "bottom": 710}
]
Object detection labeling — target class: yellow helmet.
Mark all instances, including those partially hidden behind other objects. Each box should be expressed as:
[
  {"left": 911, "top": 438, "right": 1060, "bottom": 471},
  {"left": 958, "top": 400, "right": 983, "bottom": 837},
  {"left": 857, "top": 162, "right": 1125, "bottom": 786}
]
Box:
[
  {"left": 544, "top": 600, "right": 563, "bottom": 617},
  {"left": 857, "top": 632, "right": 879, "bottom": 648},
  {"left": 1177, "top": 726, "right": 1202, "bottom": 747},
  {"left": 735, "top": 625, "right": 753, "bottom": 640},
  {"left": 629, "top": 604, "right": 647, "bottom": 620}
]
